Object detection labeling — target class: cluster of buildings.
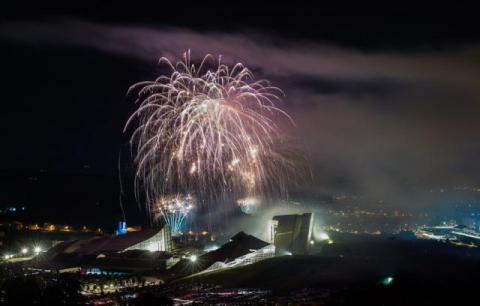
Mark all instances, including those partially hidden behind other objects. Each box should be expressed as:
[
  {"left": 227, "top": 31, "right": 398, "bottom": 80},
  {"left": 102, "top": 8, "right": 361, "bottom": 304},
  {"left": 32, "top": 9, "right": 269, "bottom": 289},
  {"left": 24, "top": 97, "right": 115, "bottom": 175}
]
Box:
[
  {"left": 29, "top": 226, "right": 174, "bottom": 274},
  {"left": 0, "top": 206, "right": 26, "bottom": 215},
  {"left": 415, "top": 224, "right": 480, "bottom": 247},
  {"left": 21, "top": 213, "right": 316, "bottom": 279},
  {"left": 0, "top": 221, "right": 111, "bottom": 254},
  {"left": 0, "top": 221, "right": 111, "bottom": 233}
]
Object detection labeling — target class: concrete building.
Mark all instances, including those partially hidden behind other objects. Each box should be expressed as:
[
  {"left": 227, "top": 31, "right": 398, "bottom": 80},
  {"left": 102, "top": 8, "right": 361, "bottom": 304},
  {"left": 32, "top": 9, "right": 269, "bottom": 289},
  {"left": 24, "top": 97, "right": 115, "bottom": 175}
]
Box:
[{"left": 271, "top": 213, "right": 314, "bottom": 255}]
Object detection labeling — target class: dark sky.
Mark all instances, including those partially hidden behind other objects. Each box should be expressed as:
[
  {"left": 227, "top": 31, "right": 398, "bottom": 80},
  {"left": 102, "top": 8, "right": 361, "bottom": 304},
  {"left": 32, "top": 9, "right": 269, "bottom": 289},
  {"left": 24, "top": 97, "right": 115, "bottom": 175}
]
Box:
[{"left": 0, "top": 3, "right": 479, "bottom": 226}]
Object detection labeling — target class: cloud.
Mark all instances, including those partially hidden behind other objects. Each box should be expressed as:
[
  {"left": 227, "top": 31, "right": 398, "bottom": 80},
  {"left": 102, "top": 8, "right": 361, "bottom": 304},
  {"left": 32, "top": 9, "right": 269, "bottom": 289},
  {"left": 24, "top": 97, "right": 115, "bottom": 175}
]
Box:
[{"left": 2, "top": 20, "right": 479, "bottom": 86}]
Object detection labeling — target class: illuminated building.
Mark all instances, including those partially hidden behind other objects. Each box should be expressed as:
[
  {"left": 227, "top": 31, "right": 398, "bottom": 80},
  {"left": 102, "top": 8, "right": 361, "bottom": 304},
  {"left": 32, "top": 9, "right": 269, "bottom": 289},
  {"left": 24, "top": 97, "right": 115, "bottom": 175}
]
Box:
[
  {"left": 43, "top": 223, "right": 56, "bottom": 232},
  {"left": 28, "top": 226, "right": 173, "bottom": 274},
  {"left": 115, "top": 221, "right": 127, "bottom": 236},
  {"left": 271, "top": 213, "right": 314, "bottom": 255},
  {"left": 416, "top": 224, "right": 480, "bottom": 246}
]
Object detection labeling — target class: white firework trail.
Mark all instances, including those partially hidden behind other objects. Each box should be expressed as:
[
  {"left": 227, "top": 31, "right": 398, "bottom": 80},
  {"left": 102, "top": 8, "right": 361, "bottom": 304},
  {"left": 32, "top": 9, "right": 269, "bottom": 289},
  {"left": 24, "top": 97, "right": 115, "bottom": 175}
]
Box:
[{"left": 125, "top": 51, "right": 298, "bottom": 220}]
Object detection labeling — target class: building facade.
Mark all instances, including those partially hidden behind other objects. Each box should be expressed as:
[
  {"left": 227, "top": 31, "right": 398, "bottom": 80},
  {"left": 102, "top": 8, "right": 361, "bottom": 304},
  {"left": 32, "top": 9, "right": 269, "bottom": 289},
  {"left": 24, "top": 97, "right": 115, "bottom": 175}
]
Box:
[{"left": 271, "top": 213, "right": 314, "bottom": 255}]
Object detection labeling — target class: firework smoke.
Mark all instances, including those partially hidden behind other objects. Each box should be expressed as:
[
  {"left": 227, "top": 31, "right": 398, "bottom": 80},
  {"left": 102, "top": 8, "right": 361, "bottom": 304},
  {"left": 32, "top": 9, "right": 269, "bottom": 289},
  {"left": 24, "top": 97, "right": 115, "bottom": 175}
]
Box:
[
  {"left": 126, "top": 51, "right": 297, "bottom": 218},
  {"left": 236, "top": 197, "right": 260, "bottom": 215}
]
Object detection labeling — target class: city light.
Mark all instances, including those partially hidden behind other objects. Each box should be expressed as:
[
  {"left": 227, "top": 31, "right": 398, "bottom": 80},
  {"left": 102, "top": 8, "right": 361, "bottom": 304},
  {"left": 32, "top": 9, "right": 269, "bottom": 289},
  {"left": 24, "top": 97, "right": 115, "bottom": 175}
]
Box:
[
  {"left": 189, "top": 255, "right": 198, "bottom": 263},
  {"left": 381, "top": 276, "right": 394, "bottom": 286},
  {"left": 319, "top": 232, "right": 330, "bottom": 241},
  {"left": 34, "top": 246, "right": 42, "bottom": 254},
  {"left": 21, "top": 248, "right": 28, "bottom": 255},
  {"left": 204, "top": 245, "right": 220, "bottom": 252}
]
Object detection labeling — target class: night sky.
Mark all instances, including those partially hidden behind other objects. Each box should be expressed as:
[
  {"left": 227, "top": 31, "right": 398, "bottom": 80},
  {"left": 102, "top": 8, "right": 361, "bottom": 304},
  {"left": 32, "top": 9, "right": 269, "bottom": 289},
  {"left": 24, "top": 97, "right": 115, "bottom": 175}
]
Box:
[{"left": 1, "top": 3, "right": 479, "bottom": 228}]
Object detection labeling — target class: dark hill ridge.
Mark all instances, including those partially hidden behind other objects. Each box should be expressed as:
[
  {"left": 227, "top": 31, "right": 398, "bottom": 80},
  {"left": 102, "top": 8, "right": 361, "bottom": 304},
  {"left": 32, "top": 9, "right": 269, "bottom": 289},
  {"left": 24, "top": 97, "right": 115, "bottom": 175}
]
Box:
[{"left": 181, "top": 235, "right": 480, "bottom": 293}]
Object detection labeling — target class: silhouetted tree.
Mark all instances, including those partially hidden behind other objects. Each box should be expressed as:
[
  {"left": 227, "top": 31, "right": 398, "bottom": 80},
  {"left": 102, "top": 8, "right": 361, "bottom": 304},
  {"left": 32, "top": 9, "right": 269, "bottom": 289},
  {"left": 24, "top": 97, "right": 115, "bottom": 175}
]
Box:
[
  {"left": 2, "top": 276, "right": 42, "bottom": 305},
  {"left": 1, "top": 274, "right": 84, "bottom": 306},
  {"left": 133, "top": 291, "right": 173, "bottom": 306}
]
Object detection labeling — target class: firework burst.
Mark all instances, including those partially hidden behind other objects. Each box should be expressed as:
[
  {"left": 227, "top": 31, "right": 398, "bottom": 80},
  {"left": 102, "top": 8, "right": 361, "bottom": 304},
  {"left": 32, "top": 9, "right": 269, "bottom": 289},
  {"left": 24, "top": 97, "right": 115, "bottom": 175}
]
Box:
[
  {"left": 151, "top": 193, "right": 194, "bottom": 234},
  {"left": 126, "top": 51, "right": 297, "bottom": 214}
]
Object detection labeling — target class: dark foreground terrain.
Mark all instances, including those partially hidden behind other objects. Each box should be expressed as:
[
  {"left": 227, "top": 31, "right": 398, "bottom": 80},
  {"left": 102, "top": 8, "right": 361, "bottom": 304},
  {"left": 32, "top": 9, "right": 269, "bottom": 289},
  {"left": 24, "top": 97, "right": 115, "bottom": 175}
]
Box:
[
  {"left": 176, "top": 233, "right": 480, "bottom": 305},
  {"left": 2, "top": 233, "right": 480, "bottom": 305}
]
